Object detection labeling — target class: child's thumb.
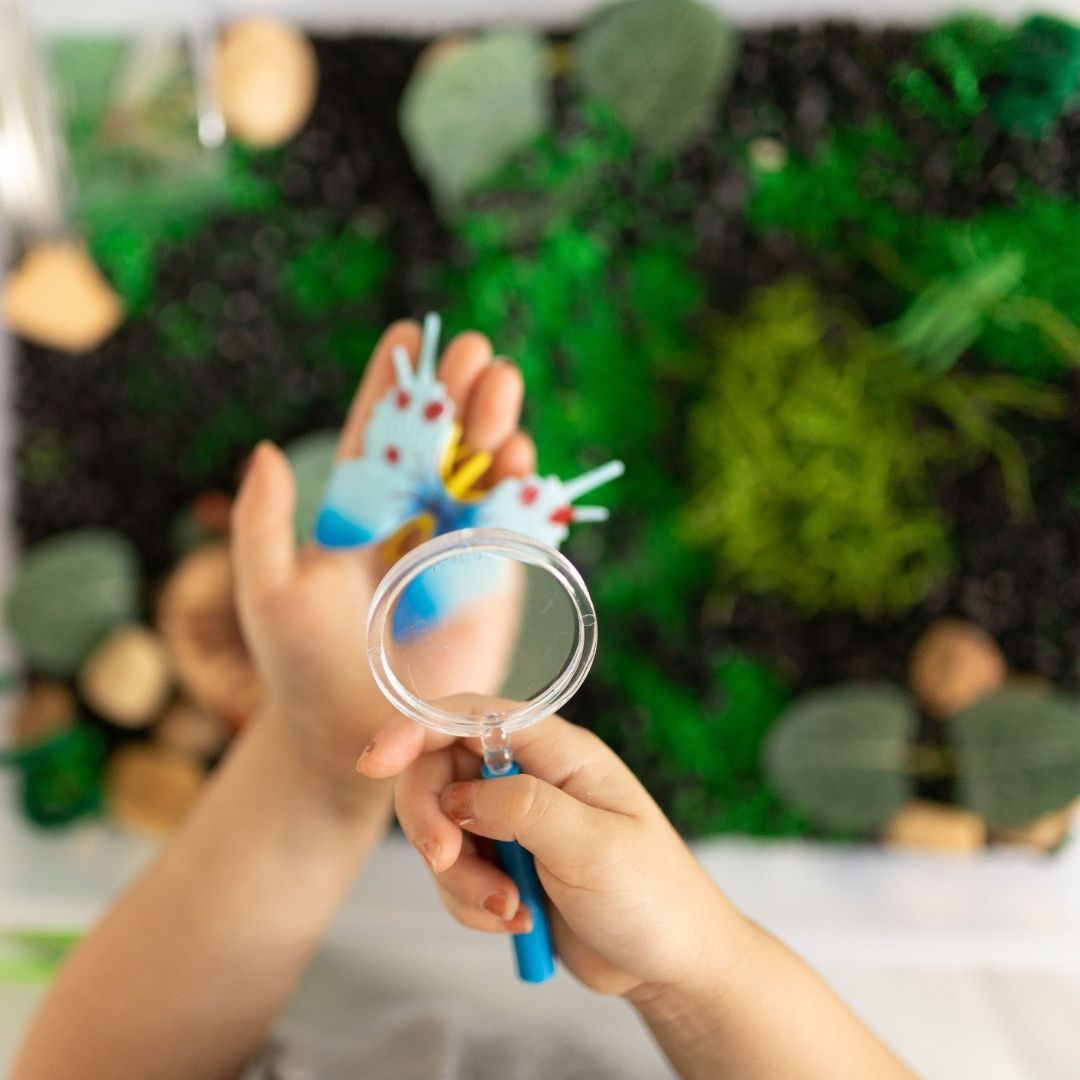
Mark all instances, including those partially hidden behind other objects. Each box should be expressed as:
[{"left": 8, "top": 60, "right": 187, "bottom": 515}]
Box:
[
  {"left": 231, "top": 441, "right": 297, "bottom": 611},
  {"left": 441, "top": 773, "right": 626, "bottom": 883}
]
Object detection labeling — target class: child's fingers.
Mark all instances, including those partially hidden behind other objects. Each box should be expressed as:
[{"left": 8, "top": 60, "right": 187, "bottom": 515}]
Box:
[
  {"left": 357, "top": 713, "right": 455, "bottom": 778},
  {"left": 462, "top": 359, "right": 524, "bottom": 453},
  {"left": 437, "top": 331, "right": 493, "bottom": 417},
  {"left": 436, "top": 869, "right": 532, "bottom": 934},
  {"left": 394, "top": 745, "right": 480, "bottom": 872},
  {"left": 440, "top": 771, "right": 634, "bottom": 884},
  {"left": 434, "top": 849, "right": 524, "bottom": 929},
  {"left": 487, "top": 716, "right": 648, "bottom": 817},
  {"left": 231, "top": 442, "right": 297, "bottom": 611},
  {"left": 483, "top": 431, "right": 537, "bottom": 489},
  {"left": 335, "top": 320, "right": 421, "bottom": 461}
]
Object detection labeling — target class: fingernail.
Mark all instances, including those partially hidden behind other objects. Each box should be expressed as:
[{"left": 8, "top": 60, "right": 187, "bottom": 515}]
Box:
[
  {"left": 442, "top": 781, "right": 477, "bottom": 825},
  {"left": 417, "top": 840, "right": 441, "bottom": 874},
  {"left": 238, "top": 441, "right": 272, "bottom": 491},
  {"left": 355, "top": 742, "right": 375, "bottom": 772},
  {"left": 482, "top": 891, "right": 513, "bottom": 919},
  {"left": 506, "top": 908, "right": 533, "bottom": 934},
  {"left": 246, "top": 441, "right": 269, "bottom": 475}
]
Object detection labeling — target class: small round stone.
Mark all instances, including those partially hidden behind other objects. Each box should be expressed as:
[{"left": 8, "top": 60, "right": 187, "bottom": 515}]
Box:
[
  {"left": 216, "top": 18, "right": 319, "bottom": 148},
  {"left": 881, "top": 800, "right": 987, "bottom": 854},
  {"left": 78, "top": 626, "right": 172, "bottom": 729},
  {"left": 909, "top": 618, "right": 1007, "bottom": 719}
]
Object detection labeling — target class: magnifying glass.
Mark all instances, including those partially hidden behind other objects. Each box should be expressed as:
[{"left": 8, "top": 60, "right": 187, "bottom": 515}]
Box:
[{"left": 367, "top": 527, "right": 598, "bottom": 984}]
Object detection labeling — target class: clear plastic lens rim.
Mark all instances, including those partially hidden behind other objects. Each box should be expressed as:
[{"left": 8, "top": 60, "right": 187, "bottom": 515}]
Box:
[{"left": 366, "top": 527, "right": 597, "bottom": 737}]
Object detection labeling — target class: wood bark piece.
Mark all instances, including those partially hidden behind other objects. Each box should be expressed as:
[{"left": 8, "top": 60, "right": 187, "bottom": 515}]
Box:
[
  {"left": 78, "top": 625, "right": 171, "bottom": 729},
  {"left": 2, "top": 241, "right": 124, "bottom": 353},
  {"left": 215, "top": 18, "right": 318, "bottom": 148},
  {"left": 106, "top": 744, "right": 205, "bottom": 834},
  {"left": 909, "top": 618, "right": 1007, "bottom": 719},
  {"left": 881, "top": 800, "right": 987, "bottom": 854},
  {"left": 156, "top": 543, "right": 262, "bottom": 726},
  {"left": 11, "top": 681, "right": 77, "bottom": 746}
]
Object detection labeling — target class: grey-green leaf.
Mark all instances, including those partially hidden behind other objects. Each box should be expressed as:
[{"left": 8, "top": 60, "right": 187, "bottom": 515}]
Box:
[
  {"left": 400, "top": 30, "right": 550, "bottom": 204},
  {"left": 6, "top": 529, "right": 139, "bottom": 675},
  {"left": 285, "top": 430, "right": 338, "bottom": 543},
  {"left": 951, "top": 688, "right": 1080, "bottom": 826},
  {"left": 577, "top": 0, "right": 738, "bottom": 154},
  {"left": 763, "top": 683, "right": 917, "bottom": 832}
]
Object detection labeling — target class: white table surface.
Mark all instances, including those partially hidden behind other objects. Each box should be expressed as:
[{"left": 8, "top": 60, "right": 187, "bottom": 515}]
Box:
[{"left": 2, "top": 769, "right": 1080, "bottom": 1079}]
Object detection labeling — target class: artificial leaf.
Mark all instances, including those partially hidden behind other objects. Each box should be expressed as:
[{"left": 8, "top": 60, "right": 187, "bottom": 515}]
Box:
[
  {"left": 763, "top": 683, "right": 917, "bottom": 832},
  {"left": 576, "top": 0, "right": 738, "bottom": 154},
  {"left": 951, "top": 688, "right": 1080, "bottom": 826},
  {"left": 400, "top": 30, "right": 550, "bottom": 204},
  {"left": 5, "top": 529, "right": 139, "bottom": 675}
]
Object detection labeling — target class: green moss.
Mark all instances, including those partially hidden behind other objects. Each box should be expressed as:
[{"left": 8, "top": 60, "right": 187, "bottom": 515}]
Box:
[
  {"left": 439, "top": 107, "right": 813, "bottom": 837},
  {"left": 892, "top": 14, "right": 1080, "bottom": 138},
  {"left": 596, "top": 649, "right": 805, "bottom": 838},
  {"left": 444, "top": 109, "right": 707, "bottom": 634},
  {"left": 748, "top": 119, "right": 1080, "bottom": 377},
  {"left": 683, "top": 279, "right": 1064, "bottom": 615},
  {"left": 1, "top": 727, "right": 107, "bottom": 828},
  {"left": 991, "top": 15, "right": 1080, "bottom": 136},
  {"left": 684, "top": 280, "right": 955, "bottom": 615},
  {"left": 891, "top": 15, "right": 1011, "bottom": 129},
  {"left": 285, "top": 225, "right": 392, "bottom": 318},
  {"left": 184, "top": 401, "right": 268, "bottom": 481}
]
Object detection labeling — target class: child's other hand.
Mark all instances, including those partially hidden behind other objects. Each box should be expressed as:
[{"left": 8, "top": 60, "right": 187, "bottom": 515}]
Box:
[
  {"left": 387, "top": 715, "right": 743, "bottom": 1000},
  {"left": 230, "top": 320, "right": 534, "bottom": 796}
]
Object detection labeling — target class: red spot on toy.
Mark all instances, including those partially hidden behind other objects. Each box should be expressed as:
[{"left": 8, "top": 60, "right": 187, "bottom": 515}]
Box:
[
  {"left": 395, "top": 390, "right": 411, "bottom": 409},
  {"left": 549, "top": 506, "right": 573, "bottom": 525},
  {"left": 423, "top": 401, "right": 445, "bottom": 421},
  {"left": 520, "top": 484, "right": 539, "bottom": 506},
  {"left": 385, "top": 446, "right": 401, "bottom": 464}
]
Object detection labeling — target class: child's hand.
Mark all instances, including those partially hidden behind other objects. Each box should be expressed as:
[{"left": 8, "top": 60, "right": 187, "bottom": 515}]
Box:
[
  {"left": 380, "top": 715, "right": 742, "bottom": 999},
  {"left": 230, "top": 320, "right": 535, "bottom": 796}
]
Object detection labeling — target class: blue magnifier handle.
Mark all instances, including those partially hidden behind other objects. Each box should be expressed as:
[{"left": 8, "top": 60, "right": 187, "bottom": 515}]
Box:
[{"left": 480, "top": 761, "right": 557, "bottom": 984}]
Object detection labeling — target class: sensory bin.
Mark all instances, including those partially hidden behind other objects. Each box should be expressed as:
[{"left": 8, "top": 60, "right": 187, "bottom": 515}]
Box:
[{"left": 4, "top": 4, "right": 1080, "bottom": 852}]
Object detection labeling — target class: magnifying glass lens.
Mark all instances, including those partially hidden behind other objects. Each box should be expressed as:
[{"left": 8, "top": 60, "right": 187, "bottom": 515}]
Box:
[{"left": 367, "top": 528, "right": 597, "bottom": 739}]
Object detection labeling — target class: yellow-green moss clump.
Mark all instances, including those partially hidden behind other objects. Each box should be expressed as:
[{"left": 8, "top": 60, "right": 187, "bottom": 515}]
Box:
[{"left": 683, "top": 279, "right": 956, "bottom": 616}]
